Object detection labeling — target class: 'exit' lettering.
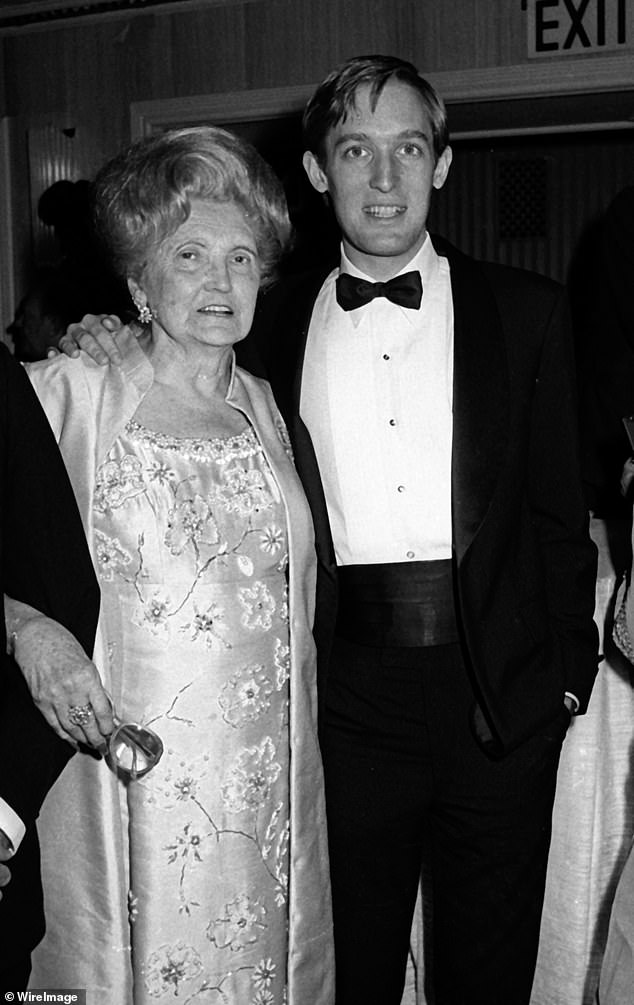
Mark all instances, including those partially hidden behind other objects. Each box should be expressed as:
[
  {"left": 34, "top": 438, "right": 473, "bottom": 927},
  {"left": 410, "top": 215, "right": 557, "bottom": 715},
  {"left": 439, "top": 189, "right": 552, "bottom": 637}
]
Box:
[{"left": 526, "top": 0, "right": 629, "bottom": 57}]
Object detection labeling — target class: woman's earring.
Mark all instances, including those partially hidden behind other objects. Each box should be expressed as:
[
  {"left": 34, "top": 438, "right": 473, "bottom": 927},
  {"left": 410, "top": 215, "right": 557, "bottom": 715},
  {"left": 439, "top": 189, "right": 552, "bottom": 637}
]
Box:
[{"left": 136, "top": 303, "right": 153, "bottom": 325}]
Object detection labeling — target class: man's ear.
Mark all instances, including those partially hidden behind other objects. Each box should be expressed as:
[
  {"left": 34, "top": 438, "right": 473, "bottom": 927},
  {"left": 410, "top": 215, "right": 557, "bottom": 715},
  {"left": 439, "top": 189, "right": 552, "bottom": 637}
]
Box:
[
  {"left": 433, "top": 146, "right": 452, "bottom": 191},
  {"left": 303, "top": 151, "right": 330, "bottom": 194}
]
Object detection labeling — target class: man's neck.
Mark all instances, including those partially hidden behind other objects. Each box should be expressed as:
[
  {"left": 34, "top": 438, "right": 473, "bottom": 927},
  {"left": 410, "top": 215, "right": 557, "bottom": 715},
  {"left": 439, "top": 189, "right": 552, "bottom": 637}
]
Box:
[{"left": 341, "top": 234, "right": 429, "bottom": 281}]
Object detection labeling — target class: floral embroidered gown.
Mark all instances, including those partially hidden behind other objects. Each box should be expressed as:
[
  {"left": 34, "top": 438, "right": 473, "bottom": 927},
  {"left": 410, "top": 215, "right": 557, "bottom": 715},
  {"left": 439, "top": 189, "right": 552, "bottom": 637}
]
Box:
[{"left": 93, "top": 418, "right": 291, "bottom": 1004}]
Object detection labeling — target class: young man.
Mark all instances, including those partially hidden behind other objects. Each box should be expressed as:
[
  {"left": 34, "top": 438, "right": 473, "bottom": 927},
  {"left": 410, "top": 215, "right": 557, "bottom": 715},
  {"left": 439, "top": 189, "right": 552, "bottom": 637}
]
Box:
[{"left": 62, "top": 55, "right": 599, "bottom": 1005}]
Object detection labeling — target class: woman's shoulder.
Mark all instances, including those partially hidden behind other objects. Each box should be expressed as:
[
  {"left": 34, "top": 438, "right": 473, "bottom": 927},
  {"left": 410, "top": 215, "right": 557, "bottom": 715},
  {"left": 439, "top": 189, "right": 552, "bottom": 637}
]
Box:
[
  {"left": 26, "top": 348, "right": 92, "bottom": 391},
  {"left": 27, "top": 327, "right": 150, "bottom": 391}
]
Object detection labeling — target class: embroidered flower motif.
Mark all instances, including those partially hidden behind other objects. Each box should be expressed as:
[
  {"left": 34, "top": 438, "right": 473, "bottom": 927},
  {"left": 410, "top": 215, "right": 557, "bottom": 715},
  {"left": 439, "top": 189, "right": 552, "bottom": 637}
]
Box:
[
  {"left": 94, "top": 454, "right": 144, "bottom": 513},
  {"left": 252, "top": 958, "right": 276, "bottom": 990},
  {"left": 237, "top": 554, "right": 254, "bottom": 577},
  {"left": 206, "top": 893, "right": 267, "bottom": 952},
  {"left": 261, "top": 802, "right": 289, "bottom": 908},
  {"left": 221, "top": 737, "right": 282, "bottom": 813},
  {"left": 262, "top": 802, "right": 284, "bottom": 861},
  {"left": 94, "top": 530, "right": 132, "bottom": 581},
  {"left": 144, "top": 942, "right": 202, "bottom": 997},
  {"left": 252, "top": 991, "right": 275, "bottom": 1005},
  {"left": 147, "top": 752, "right": 210, "bottom": 810},
  {"left": 212, "top": 466, "right": 273, "bottom": 518},
  {"left": 181, "top": 601, "right": 230, "bottom": 649},
  {"left": 274, "top": 821, "right": 289, "bottom": 906},
  {"left": 239, "top": 582, "right": 276, "bottom": 631},
  {"left": 165, "top": 495, "right": 219, "bottom": 555},
  {"left": 165, "top": 822, "right": 206, "bottom": 864},
  {"left": 279, "top": 598, "right": 289, "bottom": 625},
  {"left": 275, "top": 416, "right": 294, "bottom": 461},
  {"left": 218, "top": 664, "right": 273, "bottom": 727},
  {"left": 273, "top": 639, "right": 290, "bottom": 690},
  {"left": 134, "top": 593, "right": 171, "bottom": 636},
  {"left": 259, "top": 525, "right": 285, "bottom": 555},
  {"left": 147, "top": 460, "right": 175, "bottom": 485}
]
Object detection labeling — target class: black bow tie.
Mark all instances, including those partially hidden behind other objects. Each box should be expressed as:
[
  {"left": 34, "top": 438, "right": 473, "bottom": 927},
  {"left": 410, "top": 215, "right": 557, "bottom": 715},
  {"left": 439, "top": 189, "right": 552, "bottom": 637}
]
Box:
[{"left": 336, "top": 270, "right": 423, "bottom": 312}]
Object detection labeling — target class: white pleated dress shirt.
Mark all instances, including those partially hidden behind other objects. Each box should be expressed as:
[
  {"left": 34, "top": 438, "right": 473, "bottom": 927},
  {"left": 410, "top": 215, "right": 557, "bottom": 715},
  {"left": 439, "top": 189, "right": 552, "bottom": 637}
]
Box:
[{"left": 300, "top": 234, "right": 454, "bottom": 567}]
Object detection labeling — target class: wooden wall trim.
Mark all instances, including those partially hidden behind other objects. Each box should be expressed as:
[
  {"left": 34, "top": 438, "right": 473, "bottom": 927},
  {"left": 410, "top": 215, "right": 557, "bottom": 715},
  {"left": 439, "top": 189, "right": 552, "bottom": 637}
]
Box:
[
  {"left": 0, "top": 0, "right": 263, "bottom": 36},
  {"left": 130, "top": 84, "right": 314, "bottom": 137},
  {"left": 130, "top": 54, "right": 634, "bottom": 138},
  {"left": 0, "top": 118, "right": 16, "bottom": 339},
  {"left": 433, "top": 55, "right": 634, "bottom": 101}
]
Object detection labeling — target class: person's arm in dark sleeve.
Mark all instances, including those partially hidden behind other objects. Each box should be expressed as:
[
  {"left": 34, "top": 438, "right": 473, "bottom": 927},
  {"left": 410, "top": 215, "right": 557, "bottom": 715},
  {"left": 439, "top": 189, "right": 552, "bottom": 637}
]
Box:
[{"left": 0, "top": 344, "right": 101, "bottom": 829}]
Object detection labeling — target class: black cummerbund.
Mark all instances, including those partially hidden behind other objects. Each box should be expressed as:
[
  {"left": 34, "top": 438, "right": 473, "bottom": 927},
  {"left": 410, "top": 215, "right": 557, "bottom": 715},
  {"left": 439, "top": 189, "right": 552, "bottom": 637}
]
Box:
[{"left": 336, "top": 559, "right": 458, "bottom": 647}]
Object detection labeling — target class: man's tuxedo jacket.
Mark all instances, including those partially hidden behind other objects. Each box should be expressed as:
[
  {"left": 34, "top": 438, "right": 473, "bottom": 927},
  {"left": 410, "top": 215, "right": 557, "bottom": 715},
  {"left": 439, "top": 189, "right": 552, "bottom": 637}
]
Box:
[
  {"left": 241, "top": 237, "right": 599, "bottom": 755},
  {"left": 0, "top": 344, "right": 99, "bottom": 959}
]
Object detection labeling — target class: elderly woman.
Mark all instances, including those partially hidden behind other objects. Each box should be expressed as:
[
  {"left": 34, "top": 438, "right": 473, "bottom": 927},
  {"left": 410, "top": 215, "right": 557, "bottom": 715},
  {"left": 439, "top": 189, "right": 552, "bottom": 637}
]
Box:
[{"left": 23, "top": 126, "right": 333, "bottom": 1003}]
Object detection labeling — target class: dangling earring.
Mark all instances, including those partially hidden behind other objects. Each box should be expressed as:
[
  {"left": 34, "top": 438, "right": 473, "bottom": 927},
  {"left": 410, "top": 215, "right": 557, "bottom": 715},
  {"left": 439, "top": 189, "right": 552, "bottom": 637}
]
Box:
[{"left": 136, "top": 303, "right": 153, "bottom": 325}]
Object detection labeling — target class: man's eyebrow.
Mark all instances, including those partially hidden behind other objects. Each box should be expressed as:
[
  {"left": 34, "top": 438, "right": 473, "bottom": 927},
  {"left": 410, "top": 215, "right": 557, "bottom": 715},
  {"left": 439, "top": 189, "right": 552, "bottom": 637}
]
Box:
[
  {"left": 332, "top": 129, "right": 431, "bottom": 149},
  {"left": 332, "top": 131, "right": 368, "bottom": 149}
]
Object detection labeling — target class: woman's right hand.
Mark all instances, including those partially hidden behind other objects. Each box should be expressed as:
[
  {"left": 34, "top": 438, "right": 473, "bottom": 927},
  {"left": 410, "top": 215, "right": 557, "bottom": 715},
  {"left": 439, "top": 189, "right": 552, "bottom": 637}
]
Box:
[
  {"left": 11, "top": 611, "right": 114, "bottom": 751},
  {"left": 56, "top": 313, "right": 125, "bottom": 366}
]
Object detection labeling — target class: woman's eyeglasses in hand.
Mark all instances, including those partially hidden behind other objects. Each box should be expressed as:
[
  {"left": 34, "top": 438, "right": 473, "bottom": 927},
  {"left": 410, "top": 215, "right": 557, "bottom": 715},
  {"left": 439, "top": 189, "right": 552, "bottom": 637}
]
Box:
[{"left": 106, "top": 716, "right": 164, "bottom": 781}]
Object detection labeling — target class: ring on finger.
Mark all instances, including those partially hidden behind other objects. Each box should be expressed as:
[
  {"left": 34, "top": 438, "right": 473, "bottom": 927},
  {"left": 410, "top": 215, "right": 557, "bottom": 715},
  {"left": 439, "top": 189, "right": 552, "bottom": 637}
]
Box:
[{"left": 68, "top": 702, "right": 94, "bottom": 727}]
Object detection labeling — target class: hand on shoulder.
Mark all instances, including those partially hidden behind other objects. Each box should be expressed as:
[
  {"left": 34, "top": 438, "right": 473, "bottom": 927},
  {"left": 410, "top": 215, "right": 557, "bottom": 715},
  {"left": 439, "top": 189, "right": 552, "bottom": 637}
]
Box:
[{"left": 53, "top": 314, "right": 127, "bottom": 367}]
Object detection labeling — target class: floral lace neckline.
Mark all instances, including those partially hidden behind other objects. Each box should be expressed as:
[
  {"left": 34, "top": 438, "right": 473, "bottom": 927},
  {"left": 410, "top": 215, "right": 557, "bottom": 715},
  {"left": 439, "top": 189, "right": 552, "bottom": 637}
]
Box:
[{"left": 124, "top": 419, "right": 263, "bottom": 463}]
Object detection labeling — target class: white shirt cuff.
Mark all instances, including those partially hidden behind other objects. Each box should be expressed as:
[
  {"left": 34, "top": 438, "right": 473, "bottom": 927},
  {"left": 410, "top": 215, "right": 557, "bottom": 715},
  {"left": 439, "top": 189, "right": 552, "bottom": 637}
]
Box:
[
  {"left": 0, "top": 797, "right": 26, "bottom": 853},
  {"left": 564, "top": 691, "right": 580, "bottom": 714}
]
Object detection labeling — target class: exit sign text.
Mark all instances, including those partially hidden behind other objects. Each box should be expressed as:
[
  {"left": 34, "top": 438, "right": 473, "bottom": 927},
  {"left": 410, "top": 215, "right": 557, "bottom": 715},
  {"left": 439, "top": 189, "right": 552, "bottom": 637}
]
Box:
[{"left": 526, "top": 0, "right": 630, "bottom": 56}]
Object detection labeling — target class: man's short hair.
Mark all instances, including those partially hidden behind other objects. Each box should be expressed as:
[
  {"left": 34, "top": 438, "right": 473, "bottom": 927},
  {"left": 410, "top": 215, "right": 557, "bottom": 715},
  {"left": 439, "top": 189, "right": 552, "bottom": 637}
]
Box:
[{"left": 303, "top": 54, "right": 450, "bottom": 165}]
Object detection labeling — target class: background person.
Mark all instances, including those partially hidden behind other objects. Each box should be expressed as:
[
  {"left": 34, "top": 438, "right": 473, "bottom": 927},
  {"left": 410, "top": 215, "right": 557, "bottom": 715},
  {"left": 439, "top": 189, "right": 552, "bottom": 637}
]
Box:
[
  {"left": 6, "top": 179, "right": 130, "bottom": 362},
  {"left": 25, "top": 126, "right": 333, "bottom": 1003},
  {"left": 60, "top": 56, "right": 599, "bottom": 1005},
  {"left": 0, "top": 342, "right": 101, "bottom": 990},
  {"left": 572, "top": 185, "right": 634, "bottom": 519},
  {"left": 596, "top": 451, "right": 634, "bottom": 1004}
]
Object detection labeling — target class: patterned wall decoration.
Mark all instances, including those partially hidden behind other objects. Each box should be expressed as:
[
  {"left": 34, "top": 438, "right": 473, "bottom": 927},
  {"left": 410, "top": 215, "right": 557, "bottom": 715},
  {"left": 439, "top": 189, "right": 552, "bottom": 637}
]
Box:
[{"left": 428, "top": 129, "right": 634, "bottom": 283}]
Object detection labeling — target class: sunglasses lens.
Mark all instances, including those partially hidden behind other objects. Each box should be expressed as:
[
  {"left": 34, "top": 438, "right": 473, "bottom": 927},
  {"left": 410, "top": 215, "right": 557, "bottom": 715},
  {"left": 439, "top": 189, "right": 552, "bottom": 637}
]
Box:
[{"left": 108, "top": 723, "right": 164, "bottom": 780}]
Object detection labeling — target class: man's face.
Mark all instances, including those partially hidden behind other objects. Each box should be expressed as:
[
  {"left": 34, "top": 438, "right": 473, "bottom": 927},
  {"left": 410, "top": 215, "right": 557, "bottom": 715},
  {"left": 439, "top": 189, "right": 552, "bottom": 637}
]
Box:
[{"left": 303, "top": 79, "right": 452, "bottom": 280}]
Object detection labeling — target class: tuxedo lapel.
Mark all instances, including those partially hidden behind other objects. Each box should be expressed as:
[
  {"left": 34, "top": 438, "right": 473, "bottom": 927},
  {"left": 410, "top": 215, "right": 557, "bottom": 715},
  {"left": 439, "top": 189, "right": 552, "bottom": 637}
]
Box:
[
  {"left": 448, "top": 248, "right": 510, "bottom": 564},
  {"left": 286, "top": 269, "right": 339, "bottom": 574}
]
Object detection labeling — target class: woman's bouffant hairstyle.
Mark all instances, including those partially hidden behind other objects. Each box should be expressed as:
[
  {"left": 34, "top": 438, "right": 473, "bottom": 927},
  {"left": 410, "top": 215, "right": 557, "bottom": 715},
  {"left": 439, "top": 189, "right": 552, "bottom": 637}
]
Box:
[
  {"left": 93, "top": 126, "right": 292, "bottom": 288},
  {"left": 303, "top": 54, "right": 449, "bottom": 165}
]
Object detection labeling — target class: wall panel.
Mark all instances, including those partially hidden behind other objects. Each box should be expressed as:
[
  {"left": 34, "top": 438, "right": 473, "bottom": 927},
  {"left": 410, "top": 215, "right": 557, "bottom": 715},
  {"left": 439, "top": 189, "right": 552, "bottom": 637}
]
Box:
[
  {"left": 429, "top": 131, "right": 634, "bottom": 283},
  {"left": 1, "top": 0, "right": 632, "bottom": 323}
]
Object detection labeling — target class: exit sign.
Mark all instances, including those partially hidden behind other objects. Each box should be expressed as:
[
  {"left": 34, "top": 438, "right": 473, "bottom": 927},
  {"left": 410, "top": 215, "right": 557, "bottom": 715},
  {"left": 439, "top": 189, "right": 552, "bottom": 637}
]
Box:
[{"left": 524, "top": 0, "right": 631, "bottom": 56}]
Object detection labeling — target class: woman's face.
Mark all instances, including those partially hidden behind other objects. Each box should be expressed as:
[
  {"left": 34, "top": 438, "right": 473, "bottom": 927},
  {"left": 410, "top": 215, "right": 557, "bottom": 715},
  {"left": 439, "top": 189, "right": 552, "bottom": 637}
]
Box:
[{"left": 130, "top": 199, "right": 261, "bottom": 350}]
